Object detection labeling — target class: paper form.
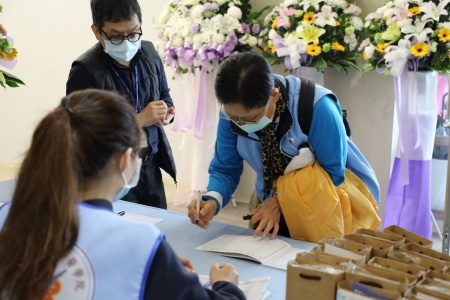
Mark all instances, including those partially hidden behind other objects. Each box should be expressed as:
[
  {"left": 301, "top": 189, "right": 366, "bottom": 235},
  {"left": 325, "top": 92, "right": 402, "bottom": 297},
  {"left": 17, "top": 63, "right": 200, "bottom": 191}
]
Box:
[
  {"left": 195, "top": 234, "right": 306, "bottom": 270},
  {"left": 198, "top": 275, "right": 270, "bottom": 300},
  {"left": 117, "top": 212, "right": 163, "bottom": 224}
]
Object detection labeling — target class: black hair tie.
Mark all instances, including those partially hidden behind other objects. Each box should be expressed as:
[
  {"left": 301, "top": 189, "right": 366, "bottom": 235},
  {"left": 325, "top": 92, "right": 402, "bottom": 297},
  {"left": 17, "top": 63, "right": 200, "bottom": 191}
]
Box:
[{"left": 60, "top": 97, "right": 75, "bottom": 119}]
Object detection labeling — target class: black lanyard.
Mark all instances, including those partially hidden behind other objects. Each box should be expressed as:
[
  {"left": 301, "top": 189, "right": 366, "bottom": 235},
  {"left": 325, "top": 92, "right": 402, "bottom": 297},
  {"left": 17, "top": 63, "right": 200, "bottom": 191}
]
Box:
[{"left": 111, "top": 65, "right": 140, "bottom": 112}]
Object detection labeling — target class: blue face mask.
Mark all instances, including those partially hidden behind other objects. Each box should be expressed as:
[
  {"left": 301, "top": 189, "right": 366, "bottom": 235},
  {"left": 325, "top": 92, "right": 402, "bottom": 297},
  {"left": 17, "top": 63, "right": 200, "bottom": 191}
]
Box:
[
  {"left": 112, "top": 158, "right": 142, "bottom": 202},
  {"left": 238, "top": 116, "right": 272, "bottom": 133},
  {"left": 103, "top": 39, "right": 141, "bottom": 63}
]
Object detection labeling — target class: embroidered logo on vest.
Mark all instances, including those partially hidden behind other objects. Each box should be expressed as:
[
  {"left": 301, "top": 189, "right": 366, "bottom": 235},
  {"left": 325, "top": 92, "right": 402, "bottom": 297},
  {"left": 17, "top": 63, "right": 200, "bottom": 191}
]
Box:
[{"left": 43, "top": 246, "right": 95, "bottom": 299}]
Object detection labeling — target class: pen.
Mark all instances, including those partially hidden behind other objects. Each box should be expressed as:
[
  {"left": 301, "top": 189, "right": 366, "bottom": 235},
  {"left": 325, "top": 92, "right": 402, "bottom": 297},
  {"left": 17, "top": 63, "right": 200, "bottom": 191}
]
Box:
[
  {"left": 117, "top": 211, "right": 125, "bottom": 216},
  {"left": 243, "top": 215, "right": 251, "bottom": 220},
  {"left": 195, "top": 191, "right": 201, "bottom": 224}
]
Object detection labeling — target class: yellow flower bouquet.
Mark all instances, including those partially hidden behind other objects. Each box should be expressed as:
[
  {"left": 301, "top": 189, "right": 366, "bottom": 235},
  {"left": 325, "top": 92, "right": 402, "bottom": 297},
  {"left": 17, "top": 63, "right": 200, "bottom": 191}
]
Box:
[
  {"left": 261, "top": 0, "right": 364, "bottom": 75},
  {"left": 361, "top": 0, "right": 450, "bottom": 76}
]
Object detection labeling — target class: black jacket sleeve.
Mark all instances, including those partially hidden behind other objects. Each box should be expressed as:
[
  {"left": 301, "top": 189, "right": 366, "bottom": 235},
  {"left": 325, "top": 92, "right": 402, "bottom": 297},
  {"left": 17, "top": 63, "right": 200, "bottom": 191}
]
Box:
[
  {"left": 66, "top": 63, "right": 94, "bottom": 95},
  {"left": 144, "top": 239, "right": 246, "bottom": 300}
]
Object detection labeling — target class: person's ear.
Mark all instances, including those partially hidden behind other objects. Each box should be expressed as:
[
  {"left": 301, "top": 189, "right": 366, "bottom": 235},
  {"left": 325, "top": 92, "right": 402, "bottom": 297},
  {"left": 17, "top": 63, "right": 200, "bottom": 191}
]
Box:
[
  {"left": 271, "top": 88, "right": 280, "bottom": 103},
  {"left": 91, "top": 25, "right": 104, "bottom": 44},
  {"left": 118, "top": 148, "right": 133, "bottom": 172}
]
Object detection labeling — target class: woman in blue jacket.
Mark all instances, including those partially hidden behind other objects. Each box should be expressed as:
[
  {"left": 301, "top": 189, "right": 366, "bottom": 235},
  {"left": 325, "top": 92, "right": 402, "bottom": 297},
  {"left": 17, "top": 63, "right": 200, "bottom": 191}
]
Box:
[
  {"left": 0, "top": 90, "right": 245, "bottom": 300},
  {"left": 188, "top": 52, "right": 380, "bottom": 241}
]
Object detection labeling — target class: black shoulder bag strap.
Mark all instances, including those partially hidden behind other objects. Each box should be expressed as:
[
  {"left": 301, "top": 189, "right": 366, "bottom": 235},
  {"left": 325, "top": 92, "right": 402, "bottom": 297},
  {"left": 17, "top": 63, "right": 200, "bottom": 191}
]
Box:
[{"left": 297, "top": 78, "right": 316, "bottom": 136}]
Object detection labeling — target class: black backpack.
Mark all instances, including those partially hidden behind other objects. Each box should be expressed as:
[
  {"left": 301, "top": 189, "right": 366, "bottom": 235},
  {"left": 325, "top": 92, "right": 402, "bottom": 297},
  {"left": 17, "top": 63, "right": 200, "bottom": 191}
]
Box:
[{"left": 297, "top": 78, "right": 352, "bottom": 137}]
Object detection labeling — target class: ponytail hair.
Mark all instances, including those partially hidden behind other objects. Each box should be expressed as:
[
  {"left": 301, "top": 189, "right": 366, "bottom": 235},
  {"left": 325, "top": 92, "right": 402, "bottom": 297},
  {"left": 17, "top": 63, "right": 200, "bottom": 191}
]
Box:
[{"left": 0, "top": 89, "right": 140, "bottom": 299}]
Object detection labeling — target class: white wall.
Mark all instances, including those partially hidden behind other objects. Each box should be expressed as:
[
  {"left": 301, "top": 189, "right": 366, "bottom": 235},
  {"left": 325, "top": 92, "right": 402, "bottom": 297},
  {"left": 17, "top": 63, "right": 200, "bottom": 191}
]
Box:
[{"left": 1, "top": 0, "right": 392, "bottom": 218}]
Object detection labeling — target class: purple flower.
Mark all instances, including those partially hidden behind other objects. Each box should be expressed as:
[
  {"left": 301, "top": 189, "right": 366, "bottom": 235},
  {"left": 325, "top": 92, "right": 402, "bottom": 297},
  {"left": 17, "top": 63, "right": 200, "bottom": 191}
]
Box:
[
  {"left": 241, "top": 23, "right": 249, "bottom": 34},
  {"left": 190, "top": 24, "right": 200, "bottom": 34},
  {"left": 223, "top": 41, "right": 235, "bottom": 53},
  {"left": 228, "top": 34, "right": 238, "bottom": 44},
  {"left": 204, "top": 3, "right": 212, "bottom": 10},
  {"left": 211, "top": 3, "right": 219, "bottom": 11},
  {"left": 251, "top": 24, "right": 260, "bottom": 34}
]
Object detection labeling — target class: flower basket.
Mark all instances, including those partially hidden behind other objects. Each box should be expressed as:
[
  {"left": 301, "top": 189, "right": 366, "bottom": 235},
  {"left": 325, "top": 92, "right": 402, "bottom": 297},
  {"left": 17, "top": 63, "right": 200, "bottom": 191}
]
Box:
[
  {"left": 261, "top": 0, "right": 364, "bottom": 76},
  {"left": 156, "top": 0, "right": 267, "bottom": 74}
]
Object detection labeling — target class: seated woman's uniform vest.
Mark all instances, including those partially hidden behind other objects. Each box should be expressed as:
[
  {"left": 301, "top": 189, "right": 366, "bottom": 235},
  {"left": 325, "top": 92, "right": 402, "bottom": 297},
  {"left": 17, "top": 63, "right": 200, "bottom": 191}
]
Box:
[{"left": 0, "top": 202, "right": 163, "bottom": 299}]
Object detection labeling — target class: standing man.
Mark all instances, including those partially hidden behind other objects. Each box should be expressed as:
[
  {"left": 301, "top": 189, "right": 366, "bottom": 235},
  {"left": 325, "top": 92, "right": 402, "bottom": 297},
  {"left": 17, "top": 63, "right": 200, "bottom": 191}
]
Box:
[{"left": 66, "top": 0, "right": 176, "bottom": 209}]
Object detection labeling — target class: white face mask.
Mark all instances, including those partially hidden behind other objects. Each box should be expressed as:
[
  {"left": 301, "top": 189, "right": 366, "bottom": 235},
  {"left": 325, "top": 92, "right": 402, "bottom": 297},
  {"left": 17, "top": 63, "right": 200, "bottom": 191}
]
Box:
[
  {"left": 239, "top": 116, "right": 272, "bottom": 133},
  {"left": 112, "top": 158, "right": 142, "bottom": 202},
  {"left": 103, "top": 39, "right": 141, "bottom": 63}
]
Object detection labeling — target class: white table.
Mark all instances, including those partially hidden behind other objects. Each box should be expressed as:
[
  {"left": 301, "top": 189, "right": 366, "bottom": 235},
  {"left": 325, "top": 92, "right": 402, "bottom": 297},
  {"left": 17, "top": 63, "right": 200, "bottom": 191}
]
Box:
[{"left": 113, "top": 200, "right": 316, "bottom": 300}]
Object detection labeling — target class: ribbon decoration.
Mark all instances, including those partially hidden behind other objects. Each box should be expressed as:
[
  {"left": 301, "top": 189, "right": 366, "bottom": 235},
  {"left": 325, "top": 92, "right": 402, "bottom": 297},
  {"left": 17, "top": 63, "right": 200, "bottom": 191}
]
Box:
[
  {"left": 384, "top": 39, "right": 411, "bottom": 77},
  {"left": 276, "top": 35, "right": 307, "bottom": 70}
]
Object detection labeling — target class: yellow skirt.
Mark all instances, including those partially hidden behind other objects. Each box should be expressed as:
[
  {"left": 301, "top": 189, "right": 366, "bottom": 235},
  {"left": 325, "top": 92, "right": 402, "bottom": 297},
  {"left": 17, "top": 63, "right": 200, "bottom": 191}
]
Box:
[{"left": 277, "top": 162, "right": 381, "bottom": 243}]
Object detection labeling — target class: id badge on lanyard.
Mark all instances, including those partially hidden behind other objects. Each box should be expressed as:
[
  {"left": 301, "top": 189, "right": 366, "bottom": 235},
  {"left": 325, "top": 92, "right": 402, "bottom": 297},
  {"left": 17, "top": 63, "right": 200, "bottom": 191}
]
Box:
[{"left": 112, "top": 65, "right": 149, "bottom": 148}]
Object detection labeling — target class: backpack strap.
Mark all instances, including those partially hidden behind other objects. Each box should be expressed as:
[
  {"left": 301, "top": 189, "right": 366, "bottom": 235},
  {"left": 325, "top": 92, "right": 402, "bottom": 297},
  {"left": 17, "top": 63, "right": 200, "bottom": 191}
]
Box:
[
  {"left": 297, "top": 78, "right": 315, "bottom": 136},
  {"left": 297, "top": 78, "right": 352, "bottom": 138}
]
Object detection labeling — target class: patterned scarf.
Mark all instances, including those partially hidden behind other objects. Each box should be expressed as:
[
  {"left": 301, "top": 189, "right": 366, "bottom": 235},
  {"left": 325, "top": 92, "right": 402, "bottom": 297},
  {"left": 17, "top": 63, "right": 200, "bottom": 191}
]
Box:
[{"left": 260, "top": 96, "right": 291, "bottom": 196}]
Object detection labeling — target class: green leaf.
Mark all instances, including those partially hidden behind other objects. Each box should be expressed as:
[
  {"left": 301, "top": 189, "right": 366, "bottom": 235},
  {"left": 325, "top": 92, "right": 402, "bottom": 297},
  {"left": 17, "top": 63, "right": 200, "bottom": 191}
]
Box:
[
  {"left": 311, "top": 57, "right": 327, "bottom": 68},
  {"left": 1, "top": 70, "right": 25, "bottom": 85},
  {"left": 361, "top": 63, "right": 375, "bottom": 73},
  {"left": 267, "top": 56, "right": 282, "bottom": 66},
  {"left": 248, "top": 6, "right": 273, "bottom": 20},
  {"left": 6, "top": 80, "right": 19, "bottom": 88},
  {"left": 338, "top": 60, "right": 361, "bottom": 72},
  {"left": 0, "top": 71, "right": 6, "bottom": 88},
  {"left": 328, "top": 62, "right": 348, "bottom": 76}
]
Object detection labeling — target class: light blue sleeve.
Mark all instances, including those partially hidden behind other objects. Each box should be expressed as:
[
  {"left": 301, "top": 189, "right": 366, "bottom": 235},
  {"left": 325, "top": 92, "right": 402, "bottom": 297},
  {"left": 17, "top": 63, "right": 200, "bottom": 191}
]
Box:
[
  {"left": 206, "top": 116, "right": 244, "bottom": 211},
  {"left": 309, "top": 96, "right": 347, "bottom": 186}
]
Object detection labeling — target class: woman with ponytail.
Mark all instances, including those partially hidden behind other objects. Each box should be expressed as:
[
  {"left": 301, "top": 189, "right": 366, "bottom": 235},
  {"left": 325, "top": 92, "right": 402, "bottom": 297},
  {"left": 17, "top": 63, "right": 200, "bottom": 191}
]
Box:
[{"left": 0, "top": 89, "right": 245, "bottom": 300}]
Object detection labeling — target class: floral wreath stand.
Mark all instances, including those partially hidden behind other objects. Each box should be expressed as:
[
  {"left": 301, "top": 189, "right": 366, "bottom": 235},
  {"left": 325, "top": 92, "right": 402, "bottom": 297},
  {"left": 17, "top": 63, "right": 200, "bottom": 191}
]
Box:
[{"left": 383, "top": 69, "right": 439, "bottom": 239}]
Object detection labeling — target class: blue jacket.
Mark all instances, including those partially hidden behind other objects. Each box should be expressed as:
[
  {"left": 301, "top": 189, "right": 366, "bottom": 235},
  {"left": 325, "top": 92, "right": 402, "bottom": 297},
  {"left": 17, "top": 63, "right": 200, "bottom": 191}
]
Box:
[{"left": 204, "top": 75, "right": 380, "bottom": 214}]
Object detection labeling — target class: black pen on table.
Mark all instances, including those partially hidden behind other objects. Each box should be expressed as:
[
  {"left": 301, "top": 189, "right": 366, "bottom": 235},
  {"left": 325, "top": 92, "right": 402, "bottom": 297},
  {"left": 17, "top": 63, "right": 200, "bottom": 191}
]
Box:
[
  {"left": 243, "top": 215, "right": 251, "bottom": 220},
  {"left": 117, "top": 211, "right": 125, "bottom": 216}
]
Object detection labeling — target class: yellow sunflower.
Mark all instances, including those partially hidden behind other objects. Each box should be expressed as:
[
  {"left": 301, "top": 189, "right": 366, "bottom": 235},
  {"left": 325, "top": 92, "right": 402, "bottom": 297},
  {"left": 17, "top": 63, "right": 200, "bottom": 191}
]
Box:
[
  {"left": 438, "top": 28, "right": 450, "bottom": 43},
  {"left": 376, "top": 43, "right": 387, "bottom": 53},
  {"left": 410, "top": 42, "right": 429, "bottom": 57},
  {"left": 408, "top": 7, "right": 420, "bottom": 16},
  {"left": 303, "top": 12, "right": 316, "bottom": 24},
  {"left": 272, "top": 19, "right": 277, "bottom": 29},
  {"left": 5, "top": 49, "right": 18, "bottom": 61},
  {"left": 307, "top": 44, "right": 322, "bottom": 56},
  {"left": 331, "top": 42, "right": 345, "bottom": 51}
]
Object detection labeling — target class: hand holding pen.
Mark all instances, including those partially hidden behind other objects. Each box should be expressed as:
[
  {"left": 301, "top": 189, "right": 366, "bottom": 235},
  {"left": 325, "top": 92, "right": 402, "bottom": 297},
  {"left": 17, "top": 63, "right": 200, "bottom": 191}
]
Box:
[{"left": 187, "top": 192, "right": 217, "bottom": 229}]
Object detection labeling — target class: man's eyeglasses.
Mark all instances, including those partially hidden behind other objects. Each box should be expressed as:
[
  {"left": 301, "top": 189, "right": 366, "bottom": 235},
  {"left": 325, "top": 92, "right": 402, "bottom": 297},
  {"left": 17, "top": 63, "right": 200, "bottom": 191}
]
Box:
[
  {"left": 100, "top": 28, "right": 143, "bottom": 45},
  {"left": 219, "top": 100, "right": 270, "bottom": 126}
]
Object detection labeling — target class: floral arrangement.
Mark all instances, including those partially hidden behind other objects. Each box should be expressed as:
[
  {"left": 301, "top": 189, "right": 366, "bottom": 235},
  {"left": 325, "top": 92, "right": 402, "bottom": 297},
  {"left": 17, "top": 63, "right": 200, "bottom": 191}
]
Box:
[
  {"left": 156, "top": 0, "right": 268, "bottom": 73},
  {"left": 0, "top": 4, "right": 24, "bottom": 89},
  {"left": 261, "top": 0, "right": 364, "bottom": 75},
  {"left": 361, "top": 0, "right": 450, "bottom": 76}
]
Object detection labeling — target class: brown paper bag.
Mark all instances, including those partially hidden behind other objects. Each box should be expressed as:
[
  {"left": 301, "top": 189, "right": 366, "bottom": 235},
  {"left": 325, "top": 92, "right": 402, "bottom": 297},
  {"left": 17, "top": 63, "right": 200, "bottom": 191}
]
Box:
[
  {"left": 384, "top": 225, "right": 433, "bottom": 248},
  {"left": 368, "top": 256, "right": 426, "bottom": 279},
  {"left": 388, "top": 250, "right": 448, "bottom": 272},
  {"left": 295, "top": 251, "right": 351, "bottom": 266},
  {"left": 286, "top": 261, "right": 345, "bottom": 300},
  {"left": 336, "top": 280, "right": 402, "bottom": 300},
  {"left": 354, "top": 228, "right": 405, "bottom": 249},
  {"left": 399, "top": 243, "right": 450, "bottom": 265},
  {"left": 344, "top": 234, "right": 394, "bottom": 258}
]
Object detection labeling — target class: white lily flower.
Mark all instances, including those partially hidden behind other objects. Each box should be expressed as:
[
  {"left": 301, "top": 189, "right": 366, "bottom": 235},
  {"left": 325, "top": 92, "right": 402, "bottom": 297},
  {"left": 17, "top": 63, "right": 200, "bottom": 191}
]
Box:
[
  {"left": 421, "top": 0, "right": 450, "bottom": 22},
  {"left": 315, "top": 5, "right": 338, "bottom": 27},
  {"left": 402, "top": 19, "right": 433, "bottom": 42}
]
